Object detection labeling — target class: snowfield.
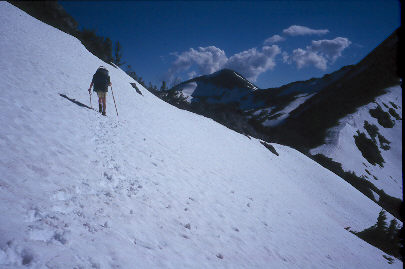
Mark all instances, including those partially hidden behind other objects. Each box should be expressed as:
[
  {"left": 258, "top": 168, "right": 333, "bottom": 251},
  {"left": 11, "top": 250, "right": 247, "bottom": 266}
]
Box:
[
  {"left": 177, "top": 81, "right": 198, "bottom": 102},
  {"left": 0, "top": 2, "right": 402, "bottom": 268},
  {"left": 311, "top": 86, "right": 402, "bottom": 199}
]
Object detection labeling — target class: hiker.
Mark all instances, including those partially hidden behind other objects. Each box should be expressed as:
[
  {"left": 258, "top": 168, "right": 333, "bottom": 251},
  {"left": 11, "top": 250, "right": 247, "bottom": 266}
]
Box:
[{"left": 89, "top": 66, "right": 111, "bottom": 116}]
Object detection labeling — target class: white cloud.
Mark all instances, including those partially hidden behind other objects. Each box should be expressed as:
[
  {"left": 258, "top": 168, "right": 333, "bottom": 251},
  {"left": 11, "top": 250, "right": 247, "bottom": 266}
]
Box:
[
  {"left": 309, "top": 37, "right": 351, "bottom": 62},
  {"left": 167, "top": 45, "right": 281, "bottom": 83},
  {"left": 225, "top": 45, "right": 281, "bottom": 81},
  {"left": 166, "top": 46, "right": 227, "bottom": 80},
  {"left": 264, "top": 34, "right": 285, "bottom": 44},
  {"left": 290, "top": 48, "right": 328, "bottom": 70},
  {"left": 287, "top": 37, "right": 351, "bottom": 70},
  {"left": 283, "top": 25, "right": 329, "bottom": 36}
]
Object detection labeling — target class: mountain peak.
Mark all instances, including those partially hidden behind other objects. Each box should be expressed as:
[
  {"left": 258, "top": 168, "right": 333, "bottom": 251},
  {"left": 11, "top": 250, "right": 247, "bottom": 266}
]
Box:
[
  {"left": 167, "top": 68, "right": 260, "bottom": 109},
  {"left": 208, "top": 68, "right": 241, "bottom": 78},
  {"left": 202, "top": 69, "right": 259, "bottom": 91}
]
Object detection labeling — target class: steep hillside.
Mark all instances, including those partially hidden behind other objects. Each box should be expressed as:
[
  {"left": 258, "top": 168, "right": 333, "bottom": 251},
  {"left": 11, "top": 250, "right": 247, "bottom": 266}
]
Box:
[
  {"left": 159, "top": 66, "right": 359, "bottom": 143},
  {"left": 274, "top": 29, "right": 400, "bottom": 150},
  {"left": 163, "top": 64, "right": 355, "bottom": 129},
  {"left": 0, "top": 3, "right": 402, "bottom": 268},
  {"left": 311, "top": 86, "right": 402, "bottom": 199},
  {"left": 248, "top": 65, "right": 354, "bottom": 127},
  {"left": 159, "top": 30, "right": 402, "bottom": 212}
]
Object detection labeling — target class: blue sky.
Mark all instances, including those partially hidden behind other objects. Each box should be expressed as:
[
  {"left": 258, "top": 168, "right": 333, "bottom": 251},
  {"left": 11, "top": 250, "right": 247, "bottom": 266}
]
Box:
[{"left": 60, "top": 1, "right": 400, "bottom": 89}]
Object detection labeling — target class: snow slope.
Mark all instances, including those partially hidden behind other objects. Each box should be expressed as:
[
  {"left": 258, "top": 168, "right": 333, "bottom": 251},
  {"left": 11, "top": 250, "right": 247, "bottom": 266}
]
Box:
[
  {"left": 311, "top": 86, "right": 402, "bottom": 199},
  {"left": 177, "top": 81, "right": 198, "bottom": 102},
  {"left": 262, "top": 93, "right": 315, "bottom": 127},
  {"left": 0, "top": 2, "right": 402, "bottom": 268}
]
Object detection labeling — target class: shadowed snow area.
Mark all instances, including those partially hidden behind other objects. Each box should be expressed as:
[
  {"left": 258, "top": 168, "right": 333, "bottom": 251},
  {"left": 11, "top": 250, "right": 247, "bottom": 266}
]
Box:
[
  {"left": 0, "top": 2, "right": 402, "bottom": 268},
  {"left": 262, "top": 93, "right": 316, "bottom": 127}
]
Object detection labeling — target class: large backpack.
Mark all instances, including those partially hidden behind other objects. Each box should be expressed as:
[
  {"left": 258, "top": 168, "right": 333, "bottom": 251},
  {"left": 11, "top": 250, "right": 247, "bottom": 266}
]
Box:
[{"left": 93, "top": 67, "right": 110, "bottom": 92}]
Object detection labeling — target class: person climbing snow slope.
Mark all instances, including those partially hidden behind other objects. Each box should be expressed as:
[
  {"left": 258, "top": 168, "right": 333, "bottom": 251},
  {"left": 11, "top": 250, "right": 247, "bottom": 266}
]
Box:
[{"left": 89, "top": 66, "right": 111, "bottom": 116}]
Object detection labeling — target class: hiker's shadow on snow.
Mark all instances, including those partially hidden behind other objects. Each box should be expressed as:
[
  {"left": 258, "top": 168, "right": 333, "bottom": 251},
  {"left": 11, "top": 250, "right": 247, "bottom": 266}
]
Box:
[{"left": 59, "top": 93, "right": 93, "bottom": 110}]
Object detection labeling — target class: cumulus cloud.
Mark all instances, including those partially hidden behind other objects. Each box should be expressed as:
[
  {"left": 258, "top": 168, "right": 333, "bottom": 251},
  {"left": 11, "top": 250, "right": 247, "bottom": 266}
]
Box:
[
  {"left": 167, "top": 45, "right": 281, "bottom": 82},
  {"left": 309, "top": 37, "right": 352, "bottom": 61},
  {"left": 283, "top": 25, "right": 329, "bottom": 36},
  {"left": 290, "top": 48, "right": 328, "bottom": 70},
  {"left": 264, "top": 34, "right": 285, "bottom": 44},
  {"left": 287, "top": 37, "right": 351, "bottom": 70},
  {"left": 225, "top": 45, "right": 281, "bottom": 81},
  {"left": 166, "top": 46, "right": 227, "bottom": 80}
]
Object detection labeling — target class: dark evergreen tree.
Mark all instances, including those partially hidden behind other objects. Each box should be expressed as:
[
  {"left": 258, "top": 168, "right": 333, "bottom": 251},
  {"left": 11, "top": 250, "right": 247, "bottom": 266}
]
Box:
[
  {"left": 10, "top": 1, "right": 78, "bottom": 35},
  {"left": 103, "top": 37, "right": 114, "bottom": 63},
  {"left": 354, "top": 210, "right": 402, "bottom": 260},
  {"left": 160, "top": 81, "right": 167, "bottom": 91},
  {"left": 387, "top": 219, "right": 399, "bottom": 240},
  {"left": 138, "top": 77, "right": 145, "bottom": 87},
  {"left": 78, "top": 28, "right": 113, "bottom": 63},
  {"left": 114, "top": 41, "right": 124, "bottom": 66},
  {"left": 376, "top": 209, "right": 388, "bottom": 231}
]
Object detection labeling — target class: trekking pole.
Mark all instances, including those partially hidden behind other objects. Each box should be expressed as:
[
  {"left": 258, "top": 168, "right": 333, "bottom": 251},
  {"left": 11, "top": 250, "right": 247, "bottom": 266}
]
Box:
[
  {"left": 89, "top": 91, "right": 92, "bottom": 108},
  {"left": 110, "top": 86, "right": 119, "bottom": 117}
]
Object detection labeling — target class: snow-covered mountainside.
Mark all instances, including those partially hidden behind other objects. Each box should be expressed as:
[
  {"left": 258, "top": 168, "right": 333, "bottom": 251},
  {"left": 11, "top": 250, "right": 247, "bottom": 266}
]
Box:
[
  {"left": 0, "top": 2, "right": 402, "bottom": 268},
  {"left": 311, "top": 86, "right": 402, "bottom": 199},
  {"left": 165, "top": 65, "right": 354, "bottom": 128},
  {"left": 161, "top": 28, "right": 402, "bottom": 216},
  {"left": 247, "top": 65, "right": 354, "bottom": 127},
  {"left": 254, "top": 93, "right": 316, "bottom": 127}
]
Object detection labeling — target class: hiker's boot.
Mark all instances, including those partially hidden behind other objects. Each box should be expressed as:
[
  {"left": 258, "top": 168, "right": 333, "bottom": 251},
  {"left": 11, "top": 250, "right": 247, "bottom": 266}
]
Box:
[
  {"left": 99, "top": 104, "right": 102, "bottom": 113},
  {"left": 102, "top": 111, "right": 106, "bottom": 116}
]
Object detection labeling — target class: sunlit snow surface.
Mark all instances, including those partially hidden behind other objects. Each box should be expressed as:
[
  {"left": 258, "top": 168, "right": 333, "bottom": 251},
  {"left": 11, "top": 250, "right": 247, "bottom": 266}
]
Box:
[
  {"left": 0, "top": 2, "right": 402, "bottom": 268},
  {"left": 311, "top": 86, "right": 402, "bottom": 199},
  {"left": 177, "top": 81, "right": 197, "bottom": 102},
  {"left": 233, "top": 72, "right": 258, "bottom": 90}
]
